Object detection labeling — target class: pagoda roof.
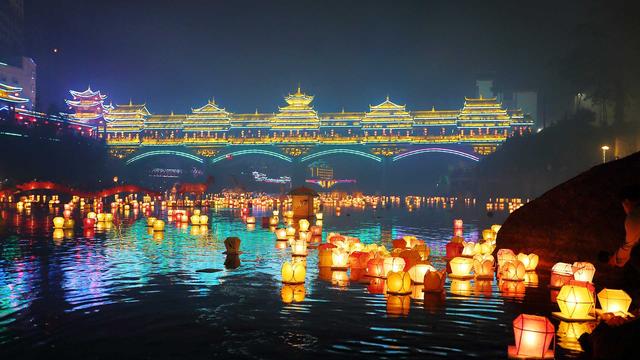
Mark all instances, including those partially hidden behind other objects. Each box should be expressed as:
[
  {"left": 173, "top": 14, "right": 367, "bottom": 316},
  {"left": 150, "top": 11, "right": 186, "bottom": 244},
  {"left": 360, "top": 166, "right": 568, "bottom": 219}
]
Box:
[
  {"left": 281, "top": 86, "right": 314, "bottom": 110},
  {"left": 370, "top": 96, "right": 406, "bottom": 111},
  {"left": 70, "top": 87, "right": 107, "bottom": 100},
  {"left": 191, "top": 98, "right": 229, "bottom": 114},
  {"left": 110, "top": 102, "right": 151, "bottom": 115},
  {"left": 0, "top": 82, "right": 23, "bottom": 91}
]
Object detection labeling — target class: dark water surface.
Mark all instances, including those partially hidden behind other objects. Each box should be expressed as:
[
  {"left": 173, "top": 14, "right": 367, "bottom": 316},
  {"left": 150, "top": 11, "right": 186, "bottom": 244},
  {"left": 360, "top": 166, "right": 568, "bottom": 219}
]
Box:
[{"left": 0, "top": 204, "right": 583, "bottom": 358}]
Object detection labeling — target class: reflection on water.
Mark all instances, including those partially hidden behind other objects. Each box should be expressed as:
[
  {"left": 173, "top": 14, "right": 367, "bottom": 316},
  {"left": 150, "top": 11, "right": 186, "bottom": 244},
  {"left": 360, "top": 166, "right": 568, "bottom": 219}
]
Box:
[{"left": 0, "top": 204, "right": 582, "bottom": 358}]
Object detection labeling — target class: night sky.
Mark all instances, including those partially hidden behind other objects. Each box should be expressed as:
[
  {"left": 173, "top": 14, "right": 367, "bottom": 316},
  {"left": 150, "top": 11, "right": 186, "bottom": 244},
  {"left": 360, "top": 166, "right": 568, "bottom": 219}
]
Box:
[{"left": 25, "top": 0, "right": 585, "bottom": 114}]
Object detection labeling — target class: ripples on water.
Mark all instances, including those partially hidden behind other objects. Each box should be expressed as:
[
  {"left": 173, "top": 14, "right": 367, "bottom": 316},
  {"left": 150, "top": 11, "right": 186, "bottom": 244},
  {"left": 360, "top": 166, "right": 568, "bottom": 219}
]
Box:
[{"left": 0, "top": 205, "right": 582, "bottom": 358}]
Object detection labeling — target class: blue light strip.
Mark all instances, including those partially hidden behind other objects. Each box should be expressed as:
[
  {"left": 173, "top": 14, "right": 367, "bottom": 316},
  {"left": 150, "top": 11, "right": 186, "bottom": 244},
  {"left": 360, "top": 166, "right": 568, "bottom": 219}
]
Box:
[
  {"left": 126, "top": 150, "right": 204, "bottom": 165},
  {"left": 211, "top": 149, "right": 293, "bottom": 164},
  {"left": 300, "top": 149, "right": 382, "bottom": 162},
  {"left": 392, "top": 148, "right": 480, "bottom": 162}
]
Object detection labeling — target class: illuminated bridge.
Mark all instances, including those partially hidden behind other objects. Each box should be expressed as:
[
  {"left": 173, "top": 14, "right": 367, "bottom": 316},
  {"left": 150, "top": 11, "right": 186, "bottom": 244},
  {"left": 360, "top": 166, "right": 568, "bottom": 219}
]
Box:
[{"left": 65, "top": 87, "right": 532, "bottom": 182}]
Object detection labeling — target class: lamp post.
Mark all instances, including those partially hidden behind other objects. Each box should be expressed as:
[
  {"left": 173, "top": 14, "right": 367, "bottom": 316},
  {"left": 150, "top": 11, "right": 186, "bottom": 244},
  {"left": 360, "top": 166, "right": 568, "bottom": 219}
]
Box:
[{"left": 601, "top": 145, "right": 610, "bottom": 164}]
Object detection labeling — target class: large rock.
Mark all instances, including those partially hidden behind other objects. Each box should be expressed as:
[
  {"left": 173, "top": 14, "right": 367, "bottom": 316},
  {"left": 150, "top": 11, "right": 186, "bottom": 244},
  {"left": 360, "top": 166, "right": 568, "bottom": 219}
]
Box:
[{"left": 497, "top": 151, "right": 640, "bottom": 287}]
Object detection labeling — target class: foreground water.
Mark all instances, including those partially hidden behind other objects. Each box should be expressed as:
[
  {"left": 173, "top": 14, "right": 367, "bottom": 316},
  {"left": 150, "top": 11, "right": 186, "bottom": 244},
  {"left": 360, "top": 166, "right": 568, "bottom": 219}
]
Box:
[{"left": 0, "top": 204, "right": 584, "bottom": 358}]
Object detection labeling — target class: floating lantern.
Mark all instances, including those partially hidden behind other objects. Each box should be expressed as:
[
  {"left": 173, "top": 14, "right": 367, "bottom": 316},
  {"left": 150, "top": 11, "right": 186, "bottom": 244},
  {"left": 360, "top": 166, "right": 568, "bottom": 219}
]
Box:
[
  {"left": 383, "top": 257, "right": 406, "bottom": 277},
  {"left": 445, "top": 241, "right": 464, "bottom": 259},
  {"left": 96, "top": 213, "right": 106, "bottom": 222},
  {"left": 285, "top": 226, "right": 296, "bottom": 239},
  {"left": 269, "top": 216, "right": 279, "bottom": 226},
  {"left": 190, "top": 215, "right": 201, "bottom": 225},
  {"left": 597, "top": 289, "right": 631, "bottom": 315},
  {"left": 87, "top": 211, "right": 97, "bottom": 220},
  {"left": 298, "top": 219, "right": 310, "bottom": 232},
  {"left": 453, "top": 219, "right": 463, "bottom": 228},
  {"left": 423, "top": 269, "right": 447, "bottom": 292},
  {"left": 399, "top": 249, "right": 421, "bottom": 271},
  {"left": 482, "top": 229, "right": 495, "bottom": 242},
  {"left": 349, "top": 251, "right": 371, "bottom": 270},
  {"left": 199, "top": 215, "right": 208, "bottom": 225},
  {"left": 497, "top": 249, "right": 516, "bottom": 268},
  {"left": 318, "top": 244, "right": 336, "bottom": 267},
  {"left": 414, "top": 244, "right": 430, "bottom": 259},
  {"left": 554, "top": 285, "right": 595, "bottom": 321},
  {"left": 53, "top": 216, "right": 65, "bottom": 229},
  {"left": 387, "top": 295, "right": 410, "bottom": 316},
  {"left": 508, "top": 314, "right": 555, "bottom": 359},
  {"left": 491, "top": 224, "right": 501, "bottom": 233},
  {"left": 572, "top": 262, "right": 595, "bottom": 283},
  {"left": 291, "top": 239, "right": 307, "bottom": 256},
  {"left": 517, "top": 253, "right": 539, "bottom": 271},
  {"left": 281, "top": 284, "right": 306, "bottom": 303},
  {"left": 366, "top": 257, "right": 385, "bottom": 277},
  {"left": 449, "top": 257, "right": 474, "bottom": 279},
  {"left": 408, "top": 264, "right": 436, "bottom": 284},
  {"left": 392, "top": 238, "right": 407, "bottom": 249},
  {"left": 83, "top": 218, "right": 95, "bottom": 228},
  {"left": 386, "top": 271, "right": 412, "bottom": 294},
  {"left": 473, "top": 254, "right": 495, "bottom": 279},
  {"left": 281, "top": 261, "right": 306, "bottom": 284},
  {"left": 246, "top": 216, "right": 256, "bottom": 224},
  {"left": 367, "top": 277, "right": 386, "bottom": 294},
  {"left": 63, "top": 209, "right": 72, "bottom": 219},
  {"left": 153, "top": 220, "right": 165, "bottom": 232},
  {"left": 331, "top": 270, "right": 349, "bottom": 287},
  {"left": 315, "top": 212, "right": 323, "bottom": 220},
  {"left": 275, "top": 228, "right": 288, "bottom": 241},
  {"left": 500, "top": 260, "right": 526, "bottom": 281},
  {"left": 550, "top": 262, "right": 574, "bottom": 288},
  {"left": 105, "top": 213, "right": 113, "bottom": 222},
  {"left": 461, "top": 241, "right": 479, "bottom": 257},
  {"left": 63, "top": 218, "right": 74, "bottom": 229},
  {"left": 146, "top": 217, "right": 157, "bottom": 227},
  {"left": 310, "top": 226, "right": 322, "bottom": 237},
  {"left": 331, "top": 249, "right": 349, "bottom": 270}
]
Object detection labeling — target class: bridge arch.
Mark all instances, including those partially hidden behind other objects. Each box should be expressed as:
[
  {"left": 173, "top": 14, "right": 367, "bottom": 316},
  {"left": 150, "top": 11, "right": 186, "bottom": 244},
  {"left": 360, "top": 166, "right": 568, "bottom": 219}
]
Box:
[
  {"left": 300, "top": 149, "right": 382, "bottom": 163},
  {"left": 392, "top": 148, "right": 480, "bottom": 162},
  {"left": 211, "top": 149, "right": 293, "bottom": 164},
  {"left": 126, "top": 150, "right": 204, "bottom": 165}
]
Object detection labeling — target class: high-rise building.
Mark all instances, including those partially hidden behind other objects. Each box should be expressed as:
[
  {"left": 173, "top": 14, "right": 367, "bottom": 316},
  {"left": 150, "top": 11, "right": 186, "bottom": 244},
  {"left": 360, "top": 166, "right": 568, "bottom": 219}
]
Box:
[
  {"left": 0, "top": 0, "right": 24, "bottom": 59},
  {"left": 0, "top": 57, "right": 36, "bottom": 109}
]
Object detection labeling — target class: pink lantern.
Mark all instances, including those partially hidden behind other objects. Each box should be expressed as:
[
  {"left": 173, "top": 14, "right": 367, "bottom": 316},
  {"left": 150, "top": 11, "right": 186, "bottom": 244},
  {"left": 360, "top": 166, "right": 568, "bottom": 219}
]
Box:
[{"left": 508, "top": 314, "right": 555, "bottom": 359}]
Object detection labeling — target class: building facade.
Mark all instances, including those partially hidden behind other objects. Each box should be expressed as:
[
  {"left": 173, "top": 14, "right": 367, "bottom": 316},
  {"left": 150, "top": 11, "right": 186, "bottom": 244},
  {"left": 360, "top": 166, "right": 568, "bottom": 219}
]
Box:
[{"left": 0, "top": 57, "right": 36, "bottom": 109}]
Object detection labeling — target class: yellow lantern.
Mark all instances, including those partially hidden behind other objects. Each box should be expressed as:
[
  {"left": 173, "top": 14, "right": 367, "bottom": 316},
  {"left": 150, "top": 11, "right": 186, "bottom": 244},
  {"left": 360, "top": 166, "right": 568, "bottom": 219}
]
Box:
[
  {"left": 500, "top": 260, "right": 526, "bottom": 281},
  {"left": 554, "top": 285, "right": 595, "bottom": 321},
  {"left": 478, "top": 241, "right": 495, "bottom": 255},
  {"left": 597, "top": 289, "right": 631, "bottom": 315},
  {"left": 299, "top": 231, "right": 310, "bottom": 242},
  {"left": 408, "top": 264, "right": 436, "bottom": 284},
  {"left": 383, "top": 257, "right": 406, "bottom": 277},
  {"left": 52, "top": 228, "right": 64, "bottom": 240},
  {"left": 87, "top": 212, "right": 97, "bottom": 220},
  {"left": 281, "top": 261, "right": 306, "bottom": 284},
  {"left": 386, "top": 271, "right": 412, "bottom": 295},
  {"left": 572, "top": 262, "right": 596, "bottom": 283},
  {"left": 193, "top": 209, "right": 201, "bottom": 216},
  {"left": 315, "top": 212, "right": 323, "bottom": 220},
  {"left": 331, "top": 249, "right": 349, "bottom": 270},
  {"left": 473, "top": 254, "right": 495, "bottom": 279},
  {"left": 461, "top": 241, "right": 479, "bottom": 257},
  {"left": 269, "top": 216, "right": 279, "bottom": 226},
  {"left": 508, "top": 314, "right": 555, "bottom": 359},
  {"left": 491, "top": 224, "right": 501, "bottom": 233},
  {"left": 482, "top": 229, "right": 495, "bottom": 242},
  {"left": 246, "top": 216, "right": 256, "bottom": 224},
  {"left": 275, "top": 228, "right": 288, "bottom": 241},
  {"left": 146, "top": 217, "right": 157, "bottom": 227},
  {"left": 63, "top": 218, "right": 75, "bottom": 229},
  {"left": 153, "top": 219, "right": 165, "bottom": 232},
  {"left": 449, "top": 257, "right": 474, "bottom": 279},
  {"left": 105, "top": 213, "right": 113, "bottom": 222},
  {"left": 190, "top": 215, "right": 201, "bottom": 225},
  {"left": 291, "top": 239, "right": 307, "bottom": 256},
  {"left": 298, "top": 219, "right": 310, "bottom": 232},
  {"left": 285, "top": 226, "right": 296, "bottom": 239},
  {"left": 199, "top": 215, "right": 208, "bottom": 225},
  {"left": 497, "top": 249, "right": 516, "bottom": 268},
  {"left": 96, "top": 213, "right": 106, "bottom": 222},
  {"left": 331, "top": 270, "right": 349, "bottom": 287},
  {"left": 53, "top": 216, "right": 65, "bottom": 229},
  {"left": 517, "top": 253, "right": 539, "bottom": 271},
  {"left": 281, "top": 284, "right": 306, "bottom": 303}
]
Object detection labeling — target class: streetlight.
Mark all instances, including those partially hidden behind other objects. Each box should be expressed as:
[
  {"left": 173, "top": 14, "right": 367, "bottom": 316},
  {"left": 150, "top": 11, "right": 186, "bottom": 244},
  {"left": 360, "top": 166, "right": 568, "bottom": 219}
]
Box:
[{"left": 601, "top": 145, "right": 610, "bottom": 164}]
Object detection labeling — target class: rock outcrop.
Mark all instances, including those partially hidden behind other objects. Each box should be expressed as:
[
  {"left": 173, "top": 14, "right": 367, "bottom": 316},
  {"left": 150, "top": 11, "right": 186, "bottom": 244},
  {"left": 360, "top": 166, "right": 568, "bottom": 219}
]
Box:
[{"left": 496, "top": 151, "right": 640, "bottom": 287}]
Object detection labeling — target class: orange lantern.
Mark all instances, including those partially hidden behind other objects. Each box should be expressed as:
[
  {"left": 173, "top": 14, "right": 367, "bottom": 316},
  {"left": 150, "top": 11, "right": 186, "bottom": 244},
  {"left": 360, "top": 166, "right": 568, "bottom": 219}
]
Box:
[
  {"left": 310, "top": 225, "right": 322, "bottom": 236},
  {"left": 366, "top": 257, "right": 385, "bottom": 278},
  {"left": 500, "top": 260, "right": 526, "bottom": 281},
  {"left": 597, "top": 288, "right": 631, "bottom": 315},
  {"left": 383, "top": 257, "right": 406, "bottom": 277},
  {"left": 449, "top": 257, "right": 474, "bottom": 279},
  {"left": 392, "top": 238, "right": 407, "bottom": 249},
  {"left": 550, "top": 262, "right": 574, "bottom": 289},
  {"left": 275, "top": 228, "right": 288, "bottom": 241},
  {"left": 508, "top": 314, "right": 555, "bottom": 359},
  {"left": 387, "top": 295, "right": 410, "bottom": 316},
  {"left": 281, "top": 284, "right": 306, "bottom": 303},
  {"left": 348, "top": 251, "right": 371, "bottom": 270},
  {"left": 290, "top": 239, "right": 307, "bottom": 256},
  {"left": 572, "top": 262, "right": 596, "bottom": 283},
  {"left": 496, "top": 248, "right": 516, "bottom": 269},
  {"left": 331, "top": 249, "right": 349, "bottom": 270},
  {"left": 453, "top": 219, "right": 463, "bottom": 228},
  {"left": 445, "top": 241, "right": 463, "bottom": 259},
  {"left": 367, "top": 277, "right": 386, "bottom": 294},
  {"left": 399, "top": 249, "right": 421, "bottom": 271},
  {"left": 331, "top": 270, "right": 349, "bottom": 287},
  {"left": 473, "top": 254, "right": 495, "bottom": 279},
  {"left": 554, "top": 285, "right": 595, "bottom": 321},
  {"left": 517, "top": 253, "right": 539, "bottom": 271},
  {"left": 386, "top": 271, "right": 412, "bottom": 295},
  {"left": 408, "top": 264, "right": 436, "bottom": 284},
  {"left": 318, "top": 243, "right": 336, "bottom": 267},
  {"left": 281, "top": 261, "right": 306, "bottom": 284},
  {"left": 423, "top": 269, "right": 446, "bottom": 293}
]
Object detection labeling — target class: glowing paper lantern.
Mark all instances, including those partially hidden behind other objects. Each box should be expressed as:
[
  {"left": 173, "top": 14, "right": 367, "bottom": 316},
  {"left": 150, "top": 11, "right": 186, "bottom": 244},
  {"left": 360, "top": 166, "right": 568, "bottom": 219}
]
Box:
[
  {"left": 246, "top": 216, "right": 256, "bottom": 224},
  {"left": 497, "top": 248, "right": 516, "bottom": 268},
  {"left": 453, "top": 219, "right": 463, "bottom": 228},
  {"left": 386, "top": 271, "right": 412, "bottom": 294},
  {"left": 318, "top": 244, "right": 336, "bottom": 267},
  {"left": 597, "top": 289, "right": 631, "bottom": 315},
  {"left": 414, "top": 244, "right": 430, "bottom": 259},
  {"left": 331, "top": 270, "right": 349, "bottom": 287},
  {"left": 285, "top": 226, "right": 296, "bottom": 239},
  {"left": 408, "top": 264, "right": 436, "bottom": 284},
  {"left": 291, "top": 239, "right": 307, "bottom": 256},
  {"left": 331, "top": 249, "right": 349, "bottom": 270},
  {"left": 310, "top": 225, "right": 322, "bottom": 236},
  {"left": 298, "top": 219, "right": 310, "bottom": 232},
  {"left": 146, "top": 217, "right": 157, "bottom": 227},
  {"left": 555, "top": 285, "right": 595, "bottom": 320},
  {"left": 96, "top": 213, "right": 106, "bottom": 222},
  {"left": 500, "top": 260, "right": 526, "bottom": 281},
  {"left": 348, "top": 251, "right": 371, "bottom": 269},
  {"left": 517, "top": 253, "right": 539, "bottom": 271},
  {"left": 269, "top": 216, "right": 279, "bottom": 226},
  {"left": 449, "top": 257, "right": 474, "bottom": 279},
  {"left": 572, "top": 262, "right": 596, "bottom": 283},
  {"left": 275, "top": 228, "right": 288, "bottom": 241},
  {"left": 461, "top": 242, "right": 479, "bottom": 257},
  {"left": 83, "top": 218, "right": 95, "bottom": 228},
  {"left": 383, "top": 257, "right": 406, "bottom": 277},
  {"left": 153, "top": 220, "right": 165, "bottom": 232},
  {"left": 399, "top": 249, "right": 421, "bottom": 271},
  {"left": 53, "top": 216, "right": 65, "bottom": 229},
  {"left": 366, "top": 257, "right": 385, "bottom": 277},
  {"left": 508, "top": 314, "right": 555, "bottom": 359},
  {"left": 368, "top": 277, "right": 385, "bottom": 294},
  {"left": 281, "top": 261, "right": 306, "bottom": 284},
  {"left": 482, "top": 229, "right": 495, "bottom": 242},
  {"left": 315, "top": 212, "right": 323, "bottom": 220},
  {"left": 473, "top": 254, "right": 495, "bottom": 279},
  {"left": 87, "top": 211, "right": 97, "bottom": 220},
  {"left": 491, "top": 224, "right": 501, "bottom": 233},
  {"left": 63, "top": 218, "right": 75, "bottom": 229},
  {"left": 199, "top": 215, "right": 208, "bottom": 225},
  {"left": 445, "top": 241, "right": 463, "bottom": 259},
  {"left": 105, "top": 213, "right": 113, "bottom": 222},
  {"left": 550, "top": 262, "right": 574, "bottom": 288},
  {"left": 190, "top": 215, "right": 201, "bottom": 225},
  {"left": 392, "top": 239, "right": 407, "bottom": 249}
]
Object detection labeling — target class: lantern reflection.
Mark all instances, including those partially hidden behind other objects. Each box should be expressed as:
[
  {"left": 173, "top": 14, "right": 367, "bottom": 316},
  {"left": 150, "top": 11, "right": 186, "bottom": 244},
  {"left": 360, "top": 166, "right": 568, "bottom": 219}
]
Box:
[
  {"left": 557, "top": 321, "right": 595, "bottom": 352},
  {"left": 281, "top": 284, "right": 306, "bottom": 304},
  {"left": 386, "top": 295, "right": 410, "bottom": 317},
  {"left": 450, "top": 280, "right": 472, "bottom": 296},
  {"left": 367, "top": 277, "right": 386, "bottom": 294},
  {"left": 331, "top": 270, "right": 349, "bottom": 288}
]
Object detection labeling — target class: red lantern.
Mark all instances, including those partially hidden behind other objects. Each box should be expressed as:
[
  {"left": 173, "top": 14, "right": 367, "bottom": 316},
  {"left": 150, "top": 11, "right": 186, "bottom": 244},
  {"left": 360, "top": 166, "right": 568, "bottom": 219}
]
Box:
[
  {"left": 367, "top": 278, "right": 385, "bottom": 294},
  {"left": 392, "top": 239, "right": 407, "bottom": 249},
  {"left": 83, "top": 218, "right": 96, "bottom": 228},
  {"left": 349, "top": 251, "right": 372, "bottom": 269},
  {"left": 399, "top": 249, "right": 421, "bottom": 271},
  {"left": 366, "top": 257, "right": 385, "bottom": 277},
  {"left": 446, "top": 242, "right": 463, "bottom": 259},
  {"left": 328, "top": 234, "right": 345, "bottom": 244}
]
